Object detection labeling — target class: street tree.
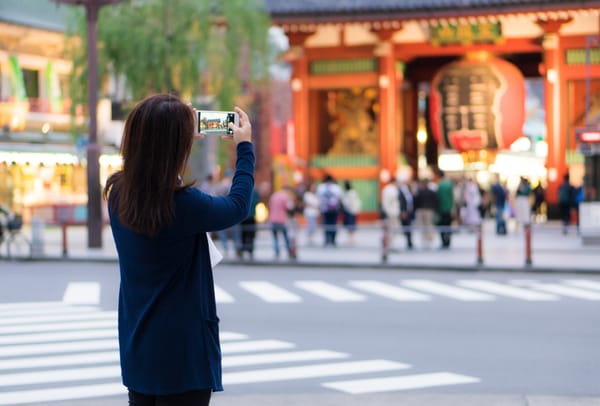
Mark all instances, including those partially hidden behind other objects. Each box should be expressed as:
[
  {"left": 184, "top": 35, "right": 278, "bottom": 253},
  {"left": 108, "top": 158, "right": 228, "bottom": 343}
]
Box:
[{"left": 65, "top": 0, "right": 271, "bottom": 112}]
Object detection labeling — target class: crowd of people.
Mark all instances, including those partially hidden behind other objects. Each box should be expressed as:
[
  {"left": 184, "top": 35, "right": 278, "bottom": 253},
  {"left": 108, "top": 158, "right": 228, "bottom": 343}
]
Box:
[{"left": 204, "top": 168, "right": 585, "bottom": 260}]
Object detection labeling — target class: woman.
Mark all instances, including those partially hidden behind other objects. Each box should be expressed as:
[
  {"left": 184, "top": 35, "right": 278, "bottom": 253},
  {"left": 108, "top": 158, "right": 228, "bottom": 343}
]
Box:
[{"left": 103, "top": 94, "right": 254, "bottom": 405}]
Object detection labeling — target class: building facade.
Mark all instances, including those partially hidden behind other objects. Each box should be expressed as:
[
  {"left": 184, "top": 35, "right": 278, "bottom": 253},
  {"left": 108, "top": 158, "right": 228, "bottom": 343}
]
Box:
[{"left": 266, "top": 0, "right": 600, "bottom": 217}]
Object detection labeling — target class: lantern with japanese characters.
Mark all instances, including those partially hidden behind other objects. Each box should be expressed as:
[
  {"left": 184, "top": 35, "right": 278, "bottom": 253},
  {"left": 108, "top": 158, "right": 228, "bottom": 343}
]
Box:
[{"left": 429, "top": 54, "right": 525, "bottom": 152}]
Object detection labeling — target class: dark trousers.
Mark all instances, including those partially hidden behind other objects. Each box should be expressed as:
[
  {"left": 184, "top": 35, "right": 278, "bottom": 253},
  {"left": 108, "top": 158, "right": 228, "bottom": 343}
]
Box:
[
  {"left": 322, "top": 210, "right": 339, "bottom": 245},
  {"left": 271, "top": 222, "right": 291, "bottom": 257},
  {"left": 240, "top": 216, "right": 256, "bottom": 253},
  {"left": 560, "top": 203, "right": 571, "bottom": 230},
  {"left": 438, "top": 211, "right": 453, "bottom": 247},
  {"left": 128, "top": 389, "right": 211, "bottom": 406},
  {"left": 400, "top": 216, "right": 413, "bottom": 248}
]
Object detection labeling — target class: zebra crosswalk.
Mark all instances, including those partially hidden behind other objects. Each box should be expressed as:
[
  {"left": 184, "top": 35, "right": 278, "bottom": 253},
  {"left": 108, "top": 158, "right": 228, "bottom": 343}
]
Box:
[
  {"left": 215, "top": 278, "right": 600, "bottom": 304},
  {"left": 0, "top": 301, "right": 480, "bottom": 404}
]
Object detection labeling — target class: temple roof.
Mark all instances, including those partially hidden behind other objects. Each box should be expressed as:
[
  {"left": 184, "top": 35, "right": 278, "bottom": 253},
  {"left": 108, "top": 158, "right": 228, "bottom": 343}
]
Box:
[{"left": 265, "top": 0, "right": 600, "bottom": 22}]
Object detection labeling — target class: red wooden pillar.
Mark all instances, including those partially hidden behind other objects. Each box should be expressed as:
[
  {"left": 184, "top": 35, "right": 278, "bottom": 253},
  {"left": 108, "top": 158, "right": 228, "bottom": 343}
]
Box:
[
  {"left": 377, "top": 42, "right": 397, "bottom": 177},
  {"left": 373, "top": 27, "right": 401, "bottom": 183},
  {"left": 539, "top": 19, "right": 571, "bottom": 208},
  {"left": 286, "top": 31, "right": 314, "bottom": 181}
]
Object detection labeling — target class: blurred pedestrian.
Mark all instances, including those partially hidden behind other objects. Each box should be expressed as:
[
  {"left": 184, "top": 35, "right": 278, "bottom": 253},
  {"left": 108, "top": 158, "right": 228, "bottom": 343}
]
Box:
[
  {"left": 382, "top": 176, "right": 400, "bottom": 225},
  {"left": 558, "top": 173, "right": 575, "bottom": 235},
  {"left": 462, "top": 177, "right": 482, "bottom": 229},
  {"left": 341, "top": 180, "right": 362, "bottom": 246},
  {"left": 302, "top": 183, "right": 320, "bottom": 246},
  {"left": 491, "top": 175, "right": 508, "bottom": 235},
  {"left": 436, "top": 170, "right": 454, "bottom": 248},
  {"left": 316, "top": 174, "right": 343, "bottom": 246},
  {"left": 514, "top": 176, "right": 532, "bottom": 229},
  {"left": 453, "top": 175, "right": 466, "bottom": 225},
  {"left": 268, "top": 185, "right": 296, "bottom": 260},
  {"left": 414, "top": 178, "right": 439, "bottom": 249},
  {"left": 103, "top": 95, "right": 253, "bottom": 405},
  {"left": 398, "top": 176, "right": 414, "bottom": 250},
  {"left": 531, "top": 181, "right": 545, "bottom": 223},
  {"left": 236, "top": 186, "right": 260, "bottom": 260}
]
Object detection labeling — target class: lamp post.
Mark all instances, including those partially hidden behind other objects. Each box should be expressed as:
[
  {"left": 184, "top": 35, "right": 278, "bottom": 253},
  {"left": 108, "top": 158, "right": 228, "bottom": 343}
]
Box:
[{"left": 54, "top": 0, "right": 122, "bottom": 248}]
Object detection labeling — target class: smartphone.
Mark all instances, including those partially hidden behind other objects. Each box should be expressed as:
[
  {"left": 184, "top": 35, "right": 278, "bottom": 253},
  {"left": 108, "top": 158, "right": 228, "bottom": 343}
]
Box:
[{"left": 196, "top": 110, "right": 239, "bottom": 135}]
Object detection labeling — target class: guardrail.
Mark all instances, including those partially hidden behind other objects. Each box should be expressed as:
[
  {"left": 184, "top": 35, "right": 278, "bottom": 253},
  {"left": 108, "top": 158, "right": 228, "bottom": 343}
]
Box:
[{"left": 7, "top": 220, "right": 594, "bottom": 271}]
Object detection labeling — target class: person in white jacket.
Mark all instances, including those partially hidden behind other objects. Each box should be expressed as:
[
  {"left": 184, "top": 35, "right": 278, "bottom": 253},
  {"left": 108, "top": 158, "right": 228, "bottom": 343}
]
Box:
[{"left": 381, "top": 177, "right": 400, "bottom": 230}]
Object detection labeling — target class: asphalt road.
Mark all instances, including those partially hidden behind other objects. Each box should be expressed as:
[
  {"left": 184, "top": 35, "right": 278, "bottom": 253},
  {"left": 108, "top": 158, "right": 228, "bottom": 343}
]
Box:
[{"left": 0, "top": 262, "right": 599, "bottom": 406}]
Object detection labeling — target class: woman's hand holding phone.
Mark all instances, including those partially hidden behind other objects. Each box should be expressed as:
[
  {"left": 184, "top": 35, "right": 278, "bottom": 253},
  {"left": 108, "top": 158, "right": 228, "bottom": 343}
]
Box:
[{"left": 228, "top": 106, "right": 252, "bottom": 145}]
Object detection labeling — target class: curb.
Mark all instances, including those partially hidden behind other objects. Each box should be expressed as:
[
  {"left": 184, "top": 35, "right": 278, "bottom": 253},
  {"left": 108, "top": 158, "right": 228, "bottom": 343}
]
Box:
[{"left": 5, "top": 256, "right": 600, "bottom": 275}]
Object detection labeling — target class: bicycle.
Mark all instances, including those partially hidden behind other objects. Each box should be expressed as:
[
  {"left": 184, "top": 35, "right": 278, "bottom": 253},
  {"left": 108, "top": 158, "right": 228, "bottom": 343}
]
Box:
[{"left": 0, "top": 213, "right": 32, "bottom": 260}]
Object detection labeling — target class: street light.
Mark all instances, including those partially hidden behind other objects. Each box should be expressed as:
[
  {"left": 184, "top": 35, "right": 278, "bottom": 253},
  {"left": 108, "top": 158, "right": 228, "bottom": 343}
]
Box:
[{"left": 54, "top": 0, "right": 122, "bottom": 248}]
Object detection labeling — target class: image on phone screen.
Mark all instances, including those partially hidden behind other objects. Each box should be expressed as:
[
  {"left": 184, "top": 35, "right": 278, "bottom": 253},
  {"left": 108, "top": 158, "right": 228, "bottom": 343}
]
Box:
[{"left": 197, "top": 111, "right": 237, "bottom": 135}]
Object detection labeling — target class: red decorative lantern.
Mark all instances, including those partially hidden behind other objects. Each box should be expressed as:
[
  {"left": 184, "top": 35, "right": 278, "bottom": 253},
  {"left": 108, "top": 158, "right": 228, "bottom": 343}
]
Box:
[{"left": 429, "top": 54, "right": 526, "bottom": 152}]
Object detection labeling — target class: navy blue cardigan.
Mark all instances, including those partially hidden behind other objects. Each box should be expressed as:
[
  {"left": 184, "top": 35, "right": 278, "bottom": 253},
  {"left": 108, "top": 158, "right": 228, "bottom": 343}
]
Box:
[{"left": 108, "top": 142, "right": 254, "bottom": 395}]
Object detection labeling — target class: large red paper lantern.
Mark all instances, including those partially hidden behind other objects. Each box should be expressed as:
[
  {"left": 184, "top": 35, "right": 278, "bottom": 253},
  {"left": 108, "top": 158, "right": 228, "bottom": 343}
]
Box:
[{"left": 429, "top": 54, "right": 526, "bottom": 152}]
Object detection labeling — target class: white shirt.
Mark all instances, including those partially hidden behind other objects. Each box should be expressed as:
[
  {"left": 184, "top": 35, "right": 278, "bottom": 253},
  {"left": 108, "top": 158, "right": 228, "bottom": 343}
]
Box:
[{"left": 381, "top": 183, "right": 400, "bottom": 218}]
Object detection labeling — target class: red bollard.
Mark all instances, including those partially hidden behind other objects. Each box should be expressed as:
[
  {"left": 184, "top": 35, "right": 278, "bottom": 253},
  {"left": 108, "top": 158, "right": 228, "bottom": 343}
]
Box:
[
  {"left": 524, "top": 223, "right": 532, "bottom": 266},
  {"left": 476, "top": 223, "right": 484, "bottom": 266}
]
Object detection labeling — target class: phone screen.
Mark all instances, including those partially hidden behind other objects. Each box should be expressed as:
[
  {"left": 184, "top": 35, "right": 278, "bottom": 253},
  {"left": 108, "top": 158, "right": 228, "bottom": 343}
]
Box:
[{"left": 197, "top": 110, "right": 237, "bottom": 135}]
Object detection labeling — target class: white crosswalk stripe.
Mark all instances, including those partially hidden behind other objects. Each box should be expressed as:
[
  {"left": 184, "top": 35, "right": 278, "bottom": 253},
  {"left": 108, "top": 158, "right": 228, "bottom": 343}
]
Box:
[
  {"left": 0, "top": 310, "right": 116, "bottom": 326},
  {"left": 349, "top": 280, "right": 431, "bottom": 301},
  {"left": 0, "top": 351, "right": 120, "bottom": 371},
  {"left": 239, "top": 281, "right": 303, "bottom": 302},
  {"left": 0, "top": 383, "right": 126, "bottom": 406},
  {"left": 223, "top": 359, "right": 410, "bottom": 385},
  {"left": 322, "top": 371, "right": 481, "bottom": 394},
  {"left": 214, "top": 279, "right": 600, "bottom": 304},
  {"left": 456, "top": 280, "right": 559, "bottom": 301},
  {"left": 215, "top": 284, "right": 235, "bottom": 303},
  {"left": 0, "top": 328, "right": 117, "bottom": 345},
  {"left": 62, "top": 282, "right": 101, "bottom": 305},
  {"left": 294, "top": 280, "right": 367, "bottom": 302},
  {"left": 401, "top": 280, "right": 496, "bottom": 301},
  {"left": 562, "top": 279, "right": 600, "bottom": 292},
  {"left": 0, "top": 319, "right": 117, "bottom": 334},
  {"left": 521, "top": 283, "right": 600, "bottom": 300},
  {"left": 222, "top": 350, "right": 349, "bottom": 367}
]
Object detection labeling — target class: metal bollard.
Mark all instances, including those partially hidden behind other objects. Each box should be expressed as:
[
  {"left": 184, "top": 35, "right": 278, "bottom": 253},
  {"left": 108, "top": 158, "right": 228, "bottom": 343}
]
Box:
[
  {"left": 524, "top": 223, "right": 532, "bottom": 266},
  {"left": 30, "top": 217, "right": 45, "bottom": 258},
  {"left": 476, "top": 223, "right": 484, "bottom": 266}
]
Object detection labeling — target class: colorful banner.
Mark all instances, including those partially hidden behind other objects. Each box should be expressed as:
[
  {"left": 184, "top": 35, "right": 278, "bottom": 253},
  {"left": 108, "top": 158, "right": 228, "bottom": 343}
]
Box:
[
  {"left": 8, "top": 55, "right": 27, "bottom": 102},
  {"left": 45, "top": 61, "right": 63, "bottom": 113}
]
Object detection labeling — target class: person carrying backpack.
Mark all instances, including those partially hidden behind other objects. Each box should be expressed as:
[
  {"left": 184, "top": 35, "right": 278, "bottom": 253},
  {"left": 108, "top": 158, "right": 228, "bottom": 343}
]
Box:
[
  {"left": 316, "top": 173, "right": 343, "bottom": 246},
  {"left": 558, "top": 173, "right": 575, "bottom": 235}
]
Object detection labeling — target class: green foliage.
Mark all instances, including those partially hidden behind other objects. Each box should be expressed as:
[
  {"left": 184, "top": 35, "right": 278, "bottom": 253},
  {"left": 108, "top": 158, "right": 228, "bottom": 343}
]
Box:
[{"left": 65, "top": 0, "right": 271, "bottom": 109}]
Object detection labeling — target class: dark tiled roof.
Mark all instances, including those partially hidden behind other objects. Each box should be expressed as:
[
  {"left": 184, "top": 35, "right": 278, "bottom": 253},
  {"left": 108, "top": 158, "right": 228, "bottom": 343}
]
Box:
[{"left": 265, "top": 0, "right": 600, "bottom": 21}]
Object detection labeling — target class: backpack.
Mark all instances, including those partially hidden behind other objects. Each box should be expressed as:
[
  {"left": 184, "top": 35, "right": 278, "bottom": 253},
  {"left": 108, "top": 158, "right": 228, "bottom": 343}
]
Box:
[{"left": 323, "top": 186, "right": 340, "bottom": 212}]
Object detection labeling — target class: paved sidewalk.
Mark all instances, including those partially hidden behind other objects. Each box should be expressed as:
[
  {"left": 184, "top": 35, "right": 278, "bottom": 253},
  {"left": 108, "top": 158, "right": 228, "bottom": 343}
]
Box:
[{"left": 8, "top": 219, "right": 599, "bottom": 273}]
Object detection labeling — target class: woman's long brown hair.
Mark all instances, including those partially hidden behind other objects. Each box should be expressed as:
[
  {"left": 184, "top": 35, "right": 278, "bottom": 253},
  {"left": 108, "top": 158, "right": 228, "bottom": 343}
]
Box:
[{"left": 103, "top": 94, "right": 195, "bottom": 236}]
